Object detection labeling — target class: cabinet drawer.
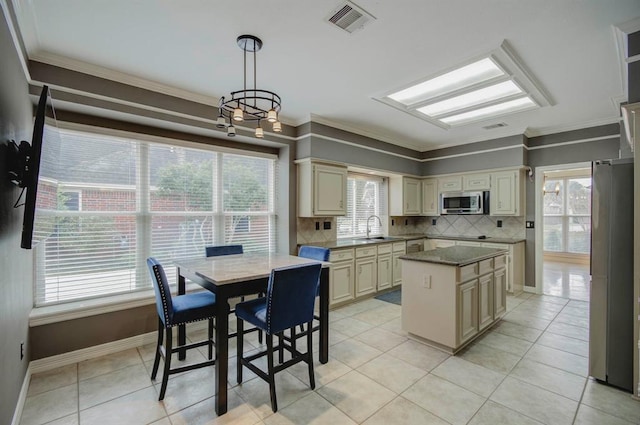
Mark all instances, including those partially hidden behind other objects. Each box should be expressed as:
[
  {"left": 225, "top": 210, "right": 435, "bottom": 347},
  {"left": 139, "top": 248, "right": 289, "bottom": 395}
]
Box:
[
  {"left": 458, "top": 263, "right": 478, "bottom": 283},
  {"left": 494, "top": 254, "right": 507, "bottom": 269},
  {"left": 479, "top": 258, "right": 493, "bottom": 275},
  {"left": 377, "top": 244, "right": 392, "bottom": 255},
  {"left": 393, "top": 241, "right": 407, "bottom": 252},
  {"left": 355, "top": 246, "right": 377, "bottom": 258},
  {"left": 330, "top": 249, "right": 354, "bottom": 262}
]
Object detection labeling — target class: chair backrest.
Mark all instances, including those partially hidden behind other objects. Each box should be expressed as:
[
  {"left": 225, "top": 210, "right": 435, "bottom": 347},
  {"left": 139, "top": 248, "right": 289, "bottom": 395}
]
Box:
[
  {"left": 205, "top": 245, "right": 243, "bottom": 257},
  {"left": 298, "top": 245, "right": 330, "bottom": 262},
  {"left": 265, "top": 263, "right": 322, "bottom": 334},
  {"left": 147, "top": 257, "right": 173, "bottom": 327}
]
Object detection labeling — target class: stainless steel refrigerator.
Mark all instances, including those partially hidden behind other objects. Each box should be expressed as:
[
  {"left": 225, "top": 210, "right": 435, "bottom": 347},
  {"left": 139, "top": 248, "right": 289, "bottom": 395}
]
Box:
[{"left": 589, "top": 158, "right": 634, "bottom": 392}]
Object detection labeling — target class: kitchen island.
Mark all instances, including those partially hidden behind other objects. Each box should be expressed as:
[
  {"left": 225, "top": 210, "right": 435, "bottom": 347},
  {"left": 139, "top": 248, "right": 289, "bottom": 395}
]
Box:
[{"left": 400, "top": 246, "right": 508, "bottom": 354}]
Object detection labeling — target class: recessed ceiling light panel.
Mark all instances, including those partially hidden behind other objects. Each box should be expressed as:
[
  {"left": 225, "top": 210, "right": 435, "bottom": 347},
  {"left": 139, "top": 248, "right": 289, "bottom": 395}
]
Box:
[{"left": 374, "top": 41, "right": 552, "bottom": 129}]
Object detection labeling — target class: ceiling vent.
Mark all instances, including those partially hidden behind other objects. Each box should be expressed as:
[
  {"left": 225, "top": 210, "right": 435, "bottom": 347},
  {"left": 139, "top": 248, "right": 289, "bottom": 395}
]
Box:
[
  {"left": 326, "top": 1, "right": 376, "bottom": 34},
  {"left": 482, "top": 122, "right": 508, "bottom": 130}
]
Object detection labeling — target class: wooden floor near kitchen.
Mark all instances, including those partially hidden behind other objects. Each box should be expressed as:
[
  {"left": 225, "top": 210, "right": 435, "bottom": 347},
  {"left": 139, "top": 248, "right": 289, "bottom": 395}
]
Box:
[{"left": 20, "top": 278, "right": 639, "bottom": 425}]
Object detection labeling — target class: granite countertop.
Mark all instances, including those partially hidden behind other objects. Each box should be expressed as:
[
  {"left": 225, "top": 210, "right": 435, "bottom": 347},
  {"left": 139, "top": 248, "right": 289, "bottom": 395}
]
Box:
[
  {"left": 399, "top": 245, "right": 508, "bottom": 266},
  {"left": 425, "top": 235, "right": 526, "bottom": 244}
]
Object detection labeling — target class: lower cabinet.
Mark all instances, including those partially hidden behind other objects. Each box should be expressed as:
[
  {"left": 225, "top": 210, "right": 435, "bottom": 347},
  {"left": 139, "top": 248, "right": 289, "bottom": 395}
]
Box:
[
  {"left": 477, "top": 273, "right": 494, "bottom": 331},
  {"left": 355, "top": 246, "right": 377, "bottom": 297},
  {"left": 377, "top": 244, "right": 392, "bottom": 291},
  {"left": 329, "top": 248, "right": 355, "bottom": 306},
  {"left": 494, "top": 266, "right": 507, "bottom": 317},
  {"left": 392, "top": 241, "right": 406, "bottom": 287},
  {"left": 457, "top": 280, "right": 479, "bottom": 345}
]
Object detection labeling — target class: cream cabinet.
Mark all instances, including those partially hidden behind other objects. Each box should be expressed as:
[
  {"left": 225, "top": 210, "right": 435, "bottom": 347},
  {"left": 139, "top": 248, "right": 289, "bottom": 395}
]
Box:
[
  {"left": 457, "top": 279, "right": 479, "bottom": 345},
  {"left": 483, "top": 241, "right": 524, "bottom": 294},
  {"left": 463, "top": 173, "right": 491, "bottom": 191},
  {"left": 439, "top": 175, "right": 463, "bottom": 192},
  {"left": 425, "top": 239, "right": 456, "bottom": 250},
  {"left": 402, "top": 253, "right": 507, "bottom": 353},
  {"left": 355, "top": 246, "right": 377, "bottom": 297},
  {"left": 490, "top": 170, "right": 524, "bottom": 216},
  {"left": 376, "top": 244, "right": 392, "bottom": 291},
  {"left": 297, "top": 161, "right": 347, "bottom": 217},
  {"left": 390, "top": 176, "right": 421, "bottom": 215},
  {"left": 421, "top": 178, "right": 439, "bottom": 216},
  {"left": 329, "top": 248, "right": 355, "bottom": 306},
  {"left": 392, "top": 241, "right": 406, "bottom": 287}
]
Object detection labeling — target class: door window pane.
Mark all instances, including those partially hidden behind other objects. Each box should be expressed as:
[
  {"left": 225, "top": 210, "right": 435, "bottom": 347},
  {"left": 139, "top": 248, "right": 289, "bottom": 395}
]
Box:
[{"left": 543, "top": 216, "right": 563, "bottom": 252}]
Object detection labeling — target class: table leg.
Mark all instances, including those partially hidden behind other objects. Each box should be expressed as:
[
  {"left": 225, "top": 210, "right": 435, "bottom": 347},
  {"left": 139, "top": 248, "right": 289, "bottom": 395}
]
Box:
[
  {"left": 319, "top": 267, "right": 329, "bottom": 364},
  {"left": 177, "top": 270, "right": 187, "bottom": 361},
  {"left": 215, "top": 298, "right": 230, "bottom": 416}
]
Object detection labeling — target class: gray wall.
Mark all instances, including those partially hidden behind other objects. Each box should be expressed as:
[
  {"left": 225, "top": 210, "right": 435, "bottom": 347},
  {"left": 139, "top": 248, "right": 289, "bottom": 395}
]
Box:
[{"left": 0, "top": 5, "right": 36, "bottom": 423}]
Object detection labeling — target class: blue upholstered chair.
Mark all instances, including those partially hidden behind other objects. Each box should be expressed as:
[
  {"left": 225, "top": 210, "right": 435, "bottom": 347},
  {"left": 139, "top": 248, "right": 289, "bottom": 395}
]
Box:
[
  {"left": 283, "top": 246, "right": 330, "bottom": 357},
  {"left": 205, "top": 244, "right": 243, "bottom": 257},
  {"left": 235, "top": 263, "right": 322, "bottom": 412},
  {"left": 204, "top": 244, "right": 263, "bottom": 342},
  {"left": 147, "top": 258, "right": 216, "bottom": 401}
]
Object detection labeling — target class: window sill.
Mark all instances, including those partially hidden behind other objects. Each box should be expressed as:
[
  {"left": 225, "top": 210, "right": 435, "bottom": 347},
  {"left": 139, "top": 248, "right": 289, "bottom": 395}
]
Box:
[{"left": 29, "top": 283, "right": 204, "bottom": 327}]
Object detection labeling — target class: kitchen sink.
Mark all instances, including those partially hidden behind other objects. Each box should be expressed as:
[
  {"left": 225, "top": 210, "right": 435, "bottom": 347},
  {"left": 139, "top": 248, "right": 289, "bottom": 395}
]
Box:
[{"left": 357, "top": 236, "right": 402, "bottom": 241}]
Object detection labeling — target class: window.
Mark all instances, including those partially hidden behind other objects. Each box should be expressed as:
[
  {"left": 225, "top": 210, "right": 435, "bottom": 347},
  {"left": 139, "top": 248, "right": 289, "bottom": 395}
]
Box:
[
  {"left": 34, "top": 128, "right": 277, "bottom": 306},
  {"left": 337, "top": 174, "right": 387, "bottom": 238},
  {"left": 543, "top": 172, "right": 591, "bottom": 254}
]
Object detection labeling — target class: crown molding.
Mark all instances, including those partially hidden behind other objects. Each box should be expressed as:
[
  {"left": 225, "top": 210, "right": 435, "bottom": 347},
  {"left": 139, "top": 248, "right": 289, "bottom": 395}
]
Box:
[
  {"left": 30, "top": 51, "right": 218, "bottom": 106},
  {"left": 524, "top": 116, "right": 620, "bottom": 138}
]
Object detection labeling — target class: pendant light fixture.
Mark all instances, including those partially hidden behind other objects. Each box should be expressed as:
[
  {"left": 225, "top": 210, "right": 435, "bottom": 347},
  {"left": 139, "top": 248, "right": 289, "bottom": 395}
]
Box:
[{"left": 217, "top": 35, "right": 282, "bottom": 138}]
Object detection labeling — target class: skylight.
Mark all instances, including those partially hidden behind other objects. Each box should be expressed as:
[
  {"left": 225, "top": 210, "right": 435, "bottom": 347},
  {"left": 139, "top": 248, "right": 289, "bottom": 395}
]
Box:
[{"left": 375, "top": 42, "right": 551, "bottom": 129}]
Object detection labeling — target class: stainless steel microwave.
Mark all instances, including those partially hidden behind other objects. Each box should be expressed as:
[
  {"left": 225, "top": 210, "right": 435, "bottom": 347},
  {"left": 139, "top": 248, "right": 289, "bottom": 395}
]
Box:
[{"left": 440, "top": 191, "right": 489, "bottom": 215}]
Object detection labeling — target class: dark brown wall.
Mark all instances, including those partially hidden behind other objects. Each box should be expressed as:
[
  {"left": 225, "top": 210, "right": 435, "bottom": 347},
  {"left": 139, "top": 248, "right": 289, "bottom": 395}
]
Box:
[
  {"left": 0, "top": 6, "right": 36, "bottom": 424},
  {"left": 30, "top": 305, "right": 158, "bottom": 359}
]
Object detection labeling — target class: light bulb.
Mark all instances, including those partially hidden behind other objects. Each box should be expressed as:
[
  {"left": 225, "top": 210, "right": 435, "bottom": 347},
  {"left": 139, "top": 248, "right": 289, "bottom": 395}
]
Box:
[
  {"left": 233, "top": 107, "right": 244, "bottom": 122},
  {"left": 267, "top": 109, "right": 277, "bottom": 123}
]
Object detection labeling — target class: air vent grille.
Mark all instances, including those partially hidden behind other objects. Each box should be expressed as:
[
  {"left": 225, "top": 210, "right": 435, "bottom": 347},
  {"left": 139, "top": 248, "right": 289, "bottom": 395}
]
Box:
[
  {"left": 326, "top": 1, "right": 376, "bottom": 34},
  {"left": 483, "top": 122, "right": 508, "bottom": 130}
]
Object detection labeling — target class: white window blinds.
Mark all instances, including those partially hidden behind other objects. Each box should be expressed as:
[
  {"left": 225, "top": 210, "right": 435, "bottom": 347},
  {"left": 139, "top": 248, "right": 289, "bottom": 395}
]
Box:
[
  {"left": 337, "top": 174, "right": 387, "bottom": 238},
  {"left": 34, "top": 128, "right": 277, "bottom": 306}
]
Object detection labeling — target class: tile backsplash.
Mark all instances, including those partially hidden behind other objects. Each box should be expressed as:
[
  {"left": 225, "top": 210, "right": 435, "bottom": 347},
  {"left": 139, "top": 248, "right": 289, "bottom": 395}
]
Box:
[{"left": 297, "top": 214, "right": 525, "bottom": 245}]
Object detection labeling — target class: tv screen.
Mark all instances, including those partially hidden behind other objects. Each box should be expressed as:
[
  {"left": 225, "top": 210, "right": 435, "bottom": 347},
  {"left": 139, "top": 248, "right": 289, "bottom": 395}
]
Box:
[{"left": 20, "top": 85, "right": 57, "bottom": 249}]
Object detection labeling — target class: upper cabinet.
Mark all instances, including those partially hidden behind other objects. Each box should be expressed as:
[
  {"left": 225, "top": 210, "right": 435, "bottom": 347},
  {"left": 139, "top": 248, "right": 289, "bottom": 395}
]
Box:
[
  {"left": 438, "top": 175, "right": 462, "bottom": 192},
  {"left": 390, "top": 176, "right": 422, "bottom": 216},
  {"left": 490, "top": 170, "right": 524, "bottom": 216},
  {"left": 422, "top": 178, "right": 439, "bottom": 216},
  {"left": 463, "top": 173, "right": 491, "bottom": 191},
  {"left": 297, "top": 161, "right": 347, "bottom": 217}
]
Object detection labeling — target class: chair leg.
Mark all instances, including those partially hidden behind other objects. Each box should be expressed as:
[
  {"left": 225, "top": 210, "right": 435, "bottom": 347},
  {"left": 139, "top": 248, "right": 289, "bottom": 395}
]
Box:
[
  {"left": 278, "top": 333, "right": 284, "bottom": 364},
  {"left": 291, "top": 326, "right": 297, "bottom": 356},
  {"left": 151, "top": 318, "right": 163, "bottom": 380},
  {"left": 236, "top": 317, "right": 244, "bottom": 384},
  {"left": 207, "top": 318, "right": 214, "bottom": 360},
  {"left": 266, "top": 333, "right": 278, "bottom": 412},
  {"left": 158, "top": 327, "right": 172, "bottom": 401},
  {"left": 306, "top": 320, "right": 315, "bottom": 390}
]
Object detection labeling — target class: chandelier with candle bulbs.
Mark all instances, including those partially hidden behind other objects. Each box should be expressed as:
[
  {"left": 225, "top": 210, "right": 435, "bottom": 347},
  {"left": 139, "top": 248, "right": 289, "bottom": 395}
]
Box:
[{"left": 216, "top": 35, "right": 282, "bottom": 138}]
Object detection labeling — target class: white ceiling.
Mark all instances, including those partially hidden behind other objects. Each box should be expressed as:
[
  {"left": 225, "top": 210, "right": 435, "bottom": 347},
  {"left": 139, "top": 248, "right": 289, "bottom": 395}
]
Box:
[{"left": 12, "top": 0, "right": 640, "bottom": 151}]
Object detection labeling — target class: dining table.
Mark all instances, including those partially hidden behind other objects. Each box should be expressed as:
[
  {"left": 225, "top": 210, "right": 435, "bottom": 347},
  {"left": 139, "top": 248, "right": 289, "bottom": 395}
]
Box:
[{"left": 174, "top": 252, "right": 331, "bottom": 416}]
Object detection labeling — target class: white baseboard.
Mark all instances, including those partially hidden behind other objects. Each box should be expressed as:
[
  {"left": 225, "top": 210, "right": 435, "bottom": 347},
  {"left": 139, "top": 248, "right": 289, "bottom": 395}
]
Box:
[
  {"left": 11, "top": 363, "right": 32, "bottom": 425},
  {"left": 523, "top": 286, "right": 537, "bottom": 293}
]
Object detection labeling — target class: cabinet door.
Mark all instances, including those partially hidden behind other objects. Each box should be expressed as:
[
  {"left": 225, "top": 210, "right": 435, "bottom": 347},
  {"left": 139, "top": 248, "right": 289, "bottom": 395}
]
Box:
[
  {"left": 490, "top": 171, "right": 518, "bottom": 215},
  {"left": 392, "top": 253, "right": 403, "bottom": 286},
  {"left": 457, "top": 280, "right": 478, "bottom": 345},
  {"left": 355, "top": 257, "right": 377, "bottom": 297},
  {"left": 493, "top": 268, "right": 507, "bottom": 317},
  {"left": 330, "top": 261, "right": 354, "bottom": 306},
  {"left": 463, "top": 173, "right": 491, "bottom": 191},
  {"left": 314, "top": 164, "right": 347, "bottom": 215},
  {"left": 439, "top": 176, "right": 463, "bottom": 192},
  {"left": 482, "top": 242, "right": 512, "bottom": 292},
  {"left": 404, "top": 178, "right": 422, "bottom": 215},
  {"left": 478, "top": 274, "right": 494, "bottom": 331},
  {"left": 422, "top": 178, "right": 439, "bottom": 216},
  {"left": 377, "top": 254, "right": 392, "bottom": 290}
]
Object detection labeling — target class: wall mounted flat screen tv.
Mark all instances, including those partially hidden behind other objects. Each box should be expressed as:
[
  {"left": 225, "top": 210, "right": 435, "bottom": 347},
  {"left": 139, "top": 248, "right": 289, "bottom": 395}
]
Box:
[{"left": 8, "top": 85, "right": 58, "bottom": 249}]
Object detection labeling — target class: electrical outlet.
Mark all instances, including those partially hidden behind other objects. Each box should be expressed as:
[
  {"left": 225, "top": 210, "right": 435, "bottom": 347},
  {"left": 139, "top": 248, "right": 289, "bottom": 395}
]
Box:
[
  {"left": 391, "top": 219, "right": 395, "bottom": 226},
  {"left": 315, "top": 222, "right": 320, "bottom": 231},
  {"left": 497, "top": 220, "right": 503, "bottom": 228},
  {"left": 526, "top": 221, "right": 534, "bottom": 228},
  {"left": 432, "top": 218, "right": 437, "bottom": 225},
  {"left": 404, "top": 219, "right": 408, "bottom": 225},
  {"left": 323, "top": 221, "right": 331, "bottom": 230},
  {"left": 20, "top": 342, "right": 24, "bottom": 360}
]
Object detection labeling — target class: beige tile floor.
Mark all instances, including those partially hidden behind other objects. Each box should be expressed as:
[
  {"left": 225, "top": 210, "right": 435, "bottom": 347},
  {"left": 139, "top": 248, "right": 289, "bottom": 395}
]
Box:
[{"left": 20, "top": 292, "right": 640, "bottom": 425}]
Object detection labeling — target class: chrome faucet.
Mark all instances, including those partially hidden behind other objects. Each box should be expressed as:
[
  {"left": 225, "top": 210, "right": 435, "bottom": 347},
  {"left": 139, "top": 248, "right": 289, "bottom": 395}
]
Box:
[{"left": 366, "top": 215, "right": 383, "bottom": 239}]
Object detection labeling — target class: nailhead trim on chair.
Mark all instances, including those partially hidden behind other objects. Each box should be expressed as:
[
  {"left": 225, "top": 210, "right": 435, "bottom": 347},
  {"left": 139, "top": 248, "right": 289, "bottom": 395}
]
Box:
[{"left": 152, "top": 265, "right": 171, "bottom": 326}]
